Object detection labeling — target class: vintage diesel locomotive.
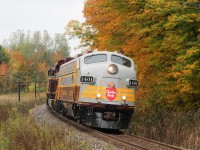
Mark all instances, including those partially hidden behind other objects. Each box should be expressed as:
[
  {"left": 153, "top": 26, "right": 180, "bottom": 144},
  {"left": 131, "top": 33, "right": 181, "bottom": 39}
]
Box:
[{"left": 46, "top": 51, "right": 138, "bottom": 129}]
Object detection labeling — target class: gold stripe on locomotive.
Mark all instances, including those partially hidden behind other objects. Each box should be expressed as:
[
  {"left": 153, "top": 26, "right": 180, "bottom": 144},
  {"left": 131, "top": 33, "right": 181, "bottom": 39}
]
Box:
[{"left": 81, "top": 85, "right": 135, "bottom": 102}]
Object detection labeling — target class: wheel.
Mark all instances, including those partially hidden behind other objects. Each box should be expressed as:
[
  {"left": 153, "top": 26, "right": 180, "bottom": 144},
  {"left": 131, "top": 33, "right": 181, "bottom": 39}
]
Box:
[
  {"left": 46, "top": 98, "right": 49, "bottom": 106},
  {"left": 52, "top": 100, "right": 56, "bottom": 110}
]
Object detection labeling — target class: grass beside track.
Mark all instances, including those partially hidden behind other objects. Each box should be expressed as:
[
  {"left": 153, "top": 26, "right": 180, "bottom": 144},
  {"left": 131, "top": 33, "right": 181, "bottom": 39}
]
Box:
[{"left": 0, "top": 93, "right": 92, "bottom": 150}]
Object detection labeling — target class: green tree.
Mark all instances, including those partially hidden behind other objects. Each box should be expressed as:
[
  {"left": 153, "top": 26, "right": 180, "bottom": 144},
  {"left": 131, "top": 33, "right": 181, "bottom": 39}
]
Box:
[
  {"left": 53, "top": 33, "right": 70, "bottom": 57},
  {"left": 65, "top": 20, "right": 98, "bottom": 49},
  {"left": 0, "top": 45, "right": 9, "bottom": 64}
]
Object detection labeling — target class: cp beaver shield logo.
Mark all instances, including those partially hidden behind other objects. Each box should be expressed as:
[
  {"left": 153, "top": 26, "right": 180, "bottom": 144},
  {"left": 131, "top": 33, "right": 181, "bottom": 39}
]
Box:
[{"left": 106, "top": 82, "right": 116, "bottom": 101}]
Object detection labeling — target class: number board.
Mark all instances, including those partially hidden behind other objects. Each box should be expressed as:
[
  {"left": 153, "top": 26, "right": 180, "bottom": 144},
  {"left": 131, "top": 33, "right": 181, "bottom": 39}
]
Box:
[
  {"left": 129, "top": 80, "right": 138, "bottom": 87},
  {"left": 80, "top": 76, "right": 94, "bottom": 83}
]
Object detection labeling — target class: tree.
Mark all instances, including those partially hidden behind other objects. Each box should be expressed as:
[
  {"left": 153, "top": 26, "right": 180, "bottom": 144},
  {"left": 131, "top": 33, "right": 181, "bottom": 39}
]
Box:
[
  {"left": 65, "top": 20, "right": 98, "bottom": 49},
  {"left": 53, "top": 33, "right": 70, "bottom": 58},
  {"left": 0, "top": 45, "right": 9, "bottom": 64},
  {"left": 2, "top": 30, "right": 71, "bottom": 93}
]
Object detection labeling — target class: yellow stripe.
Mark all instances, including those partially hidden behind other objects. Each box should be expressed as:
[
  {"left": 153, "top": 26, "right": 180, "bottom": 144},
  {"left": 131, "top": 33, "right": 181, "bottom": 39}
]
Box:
[
  {"left": 126, "top": 97, "right": 135, "bottom": 101},
  {"left": 81, "top": 94, "right": 135, "bottom": 102},
  {"left": 86, "top": 85, "right": 133, "bottom": 93},
  {"left": 118, "top": 93, "right": 135, "bottom": 97},
  {"left": 82, "top": 90, "right": 104, "bottom": 94},
  {"left": 81, "top": 93, "right": 96, "bottom": 98},
  {"left": 59, "top": 85, "right": 75, "bottom": 88},
  {"left": 82, "top": 90, "right": 135, "bottom": 97},
  {"left": 86, "top": 86, "right": 106, "bottom": 90},
  {"left": 117, "top": 88, "right": 133, "bottom": 93}
]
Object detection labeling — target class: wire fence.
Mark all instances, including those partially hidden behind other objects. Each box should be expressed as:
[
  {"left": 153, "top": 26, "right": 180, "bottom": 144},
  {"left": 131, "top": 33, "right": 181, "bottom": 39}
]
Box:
[{"left": 0, "top": 75, "right": 46, "bottom": 102}]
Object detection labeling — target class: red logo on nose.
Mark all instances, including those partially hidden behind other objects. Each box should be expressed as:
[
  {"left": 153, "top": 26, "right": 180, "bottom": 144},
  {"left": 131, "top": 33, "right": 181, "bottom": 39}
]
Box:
[{"left": 106, "top": 82, "right": 116, "bottom": 101}]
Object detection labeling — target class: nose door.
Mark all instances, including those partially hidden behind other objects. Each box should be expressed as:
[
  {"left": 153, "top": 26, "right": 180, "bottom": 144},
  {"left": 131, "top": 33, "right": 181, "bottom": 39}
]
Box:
[{"left": 102, "top": 77, "right": 121, "bottom": 102}]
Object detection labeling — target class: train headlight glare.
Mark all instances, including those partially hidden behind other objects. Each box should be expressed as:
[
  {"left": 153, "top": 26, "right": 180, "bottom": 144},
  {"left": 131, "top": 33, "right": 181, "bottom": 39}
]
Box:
[
  {"left": 97, "top": 93, "right": 101, "bottom": 98},
  {"left": 107, "top": 64, "right": 118, "bottom": 74},
  {"left": 122, "top": 96, "right": 126, "bottom": 101}
]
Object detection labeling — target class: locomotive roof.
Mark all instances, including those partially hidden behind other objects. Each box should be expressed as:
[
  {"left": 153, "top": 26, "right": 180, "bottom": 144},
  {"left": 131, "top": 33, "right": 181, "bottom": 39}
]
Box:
[
  {"left": 59, "top": 51, "right": 132, "bottom": 67},
  {"left": 77, "top": 51, "right": 129, "bottom": 59}
]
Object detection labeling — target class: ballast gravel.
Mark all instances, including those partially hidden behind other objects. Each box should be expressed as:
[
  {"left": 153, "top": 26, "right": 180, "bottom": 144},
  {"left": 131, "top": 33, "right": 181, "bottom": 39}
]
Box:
[{"left": 30, "top": 104, "right": 119, "bottom": 150}]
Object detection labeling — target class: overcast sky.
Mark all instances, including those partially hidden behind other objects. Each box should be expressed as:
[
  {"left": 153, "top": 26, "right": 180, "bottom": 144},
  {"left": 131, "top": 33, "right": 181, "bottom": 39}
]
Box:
[{"left": 0, "top": 0, "right": 85, "bottom": 56}]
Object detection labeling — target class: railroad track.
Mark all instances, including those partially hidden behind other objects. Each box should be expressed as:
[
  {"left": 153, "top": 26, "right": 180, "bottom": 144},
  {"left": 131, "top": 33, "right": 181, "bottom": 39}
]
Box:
[
  {"left": 109, "top": 134, "right": 186, "bottom": 150},
  {"left": 47, "top": 106, "right": 186, "bottom": 150}
]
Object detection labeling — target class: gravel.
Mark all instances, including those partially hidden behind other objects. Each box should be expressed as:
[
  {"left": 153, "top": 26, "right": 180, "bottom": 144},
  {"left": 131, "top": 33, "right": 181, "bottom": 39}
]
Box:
[{"left": 30, "top": 104, "right": 119, "bottom": 150}]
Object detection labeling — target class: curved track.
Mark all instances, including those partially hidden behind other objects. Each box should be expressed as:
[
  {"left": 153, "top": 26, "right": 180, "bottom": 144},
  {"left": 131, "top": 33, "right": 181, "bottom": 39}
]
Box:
[{"left": 47, "top": 106, "right": 185, "bottom": 150}]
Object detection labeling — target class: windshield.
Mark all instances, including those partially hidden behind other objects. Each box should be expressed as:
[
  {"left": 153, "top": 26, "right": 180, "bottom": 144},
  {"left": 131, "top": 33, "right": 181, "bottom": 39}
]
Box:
[
  {"left": 84, "top": 54, "right": 107, "bottom": 64},
  {"left": 111, "top": 55, "right": 131, "bottom": 67}
]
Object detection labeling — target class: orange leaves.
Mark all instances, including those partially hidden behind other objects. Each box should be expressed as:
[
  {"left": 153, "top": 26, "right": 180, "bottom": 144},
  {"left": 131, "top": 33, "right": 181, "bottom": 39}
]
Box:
[
  {"left": 10, "top": 51, "right": 24, "bottom": 66},
  {"left": 0, "top": 64, "right": 8, "bottom": 75},
  {"left": 52, "top": 51, "right": 64, "bottom": 63}
]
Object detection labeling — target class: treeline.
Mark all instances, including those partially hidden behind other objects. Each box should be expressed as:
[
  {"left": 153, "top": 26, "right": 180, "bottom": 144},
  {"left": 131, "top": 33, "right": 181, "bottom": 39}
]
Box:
[{"left": 0, "top": 30, "right": 70, "bottom": 93}]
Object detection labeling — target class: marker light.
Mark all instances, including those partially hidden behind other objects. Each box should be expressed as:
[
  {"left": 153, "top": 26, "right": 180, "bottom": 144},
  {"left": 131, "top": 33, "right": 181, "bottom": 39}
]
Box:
[
  {"left": 97, "top": 93, "right": 101, "bottom": 98},
  {"left": 122, "top": 96, "right": 126, "bottom": 101},
  {"left": 107, "top": 64, "right": 118, "bottom": 74}
]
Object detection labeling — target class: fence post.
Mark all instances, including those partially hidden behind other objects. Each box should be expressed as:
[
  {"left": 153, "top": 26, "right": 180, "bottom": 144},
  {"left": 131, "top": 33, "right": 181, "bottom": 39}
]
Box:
[
  {"left": 18, "top": 80, "right": 21, "bottom": 102},
  {"left": 35, "top": 78, "right": 37, "bottom": 99}
]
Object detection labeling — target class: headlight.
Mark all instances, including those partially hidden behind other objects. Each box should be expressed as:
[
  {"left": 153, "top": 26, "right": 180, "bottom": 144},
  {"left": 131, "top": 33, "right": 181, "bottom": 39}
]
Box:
[
  {"left": 122, "top": 96, "right": 126, "bottom": 101},
  {"left": 107, "top": 64, "right": 118, "bottom": 74},
  {"left": 97, "top": 93, "right": 101, "bottom": 98}
]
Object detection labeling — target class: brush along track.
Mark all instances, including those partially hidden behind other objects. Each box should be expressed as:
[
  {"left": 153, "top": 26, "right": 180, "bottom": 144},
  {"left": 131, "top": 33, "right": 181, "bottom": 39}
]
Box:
[{"left": 47, "top": 107, "right": 185, "bottom": 150}]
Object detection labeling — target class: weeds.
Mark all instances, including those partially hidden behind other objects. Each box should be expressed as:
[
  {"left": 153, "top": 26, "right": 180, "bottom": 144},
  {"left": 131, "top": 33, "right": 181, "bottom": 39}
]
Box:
[
  {"left": 129, "top": 108, "right": 200, "bottom": 150},
  {"left": 0, "top": 103, "right": 12, "bottom": 123},
  {"left": 0, "top": 93, "right": 91, "bottom": 150}
]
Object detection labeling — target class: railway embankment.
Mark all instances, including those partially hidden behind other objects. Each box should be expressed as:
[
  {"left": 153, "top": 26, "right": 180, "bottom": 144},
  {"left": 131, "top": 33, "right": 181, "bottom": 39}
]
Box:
[{"left": 31, "top": 104, "right": 118, "bottom": 150}]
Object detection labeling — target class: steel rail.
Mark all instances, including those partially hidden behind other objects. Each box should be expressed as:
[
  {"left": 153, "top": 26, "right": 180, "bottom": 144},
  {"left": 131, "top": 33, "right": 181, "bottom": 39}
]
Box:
[{"left": 123, "top": 134, "right": 187, "bottom": 150}]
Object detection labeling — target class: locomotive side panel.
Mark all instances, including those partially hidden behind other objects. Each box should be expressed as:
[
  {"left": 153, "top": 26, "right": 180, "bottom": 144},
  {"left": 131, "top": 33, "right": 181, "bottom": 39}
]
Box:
[{"left": 56, "top": 59, "right": 81, "bottom": 103}]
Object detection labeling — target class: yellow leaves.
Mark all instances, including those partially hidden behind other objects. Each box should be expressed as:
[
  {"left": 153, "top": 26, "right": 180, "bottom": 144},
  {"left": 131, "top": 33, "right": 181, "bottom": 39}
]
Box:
[
  {"left": 53, "top": 51, "right": 63, "bottom": 63},
  {"left": 180, "top": 84, "right": 192, "bottom": 93},
  {"left": 186, "top": 47, "right": 199, "bottom": 56},
  {"left": 144, "top": 9, "right": 153, "bottom": 14},
  {"left": 186, "top": 63, "right": 196, "bottom": 70},
  {"left": 182, "top": 69, "right": 193, "bottom": 76},
  {"left": 173, "top": 72, "right": 182, "bottom": 78}
]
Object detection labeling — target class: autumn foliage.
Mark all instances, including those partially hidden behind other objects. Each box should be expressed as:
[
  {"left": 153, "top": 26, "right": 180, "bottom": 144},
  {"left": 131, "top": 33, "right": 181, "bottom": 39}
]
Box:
[{"left": 0, "top": 30, "right": 70, "bottom": 93}]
